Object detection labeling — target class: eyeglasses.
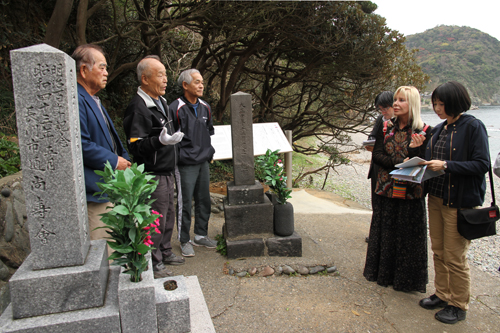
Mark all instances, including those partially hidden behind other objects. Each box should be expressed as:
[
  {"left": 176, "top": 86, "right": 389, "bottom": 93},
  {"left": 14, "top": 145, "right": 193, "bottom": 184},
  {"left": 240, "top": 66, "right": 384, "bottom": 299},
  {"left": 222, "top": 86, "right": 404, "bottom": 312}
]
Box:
[{"left": 379, "top": 107, "right": 391, "bottom": 112}]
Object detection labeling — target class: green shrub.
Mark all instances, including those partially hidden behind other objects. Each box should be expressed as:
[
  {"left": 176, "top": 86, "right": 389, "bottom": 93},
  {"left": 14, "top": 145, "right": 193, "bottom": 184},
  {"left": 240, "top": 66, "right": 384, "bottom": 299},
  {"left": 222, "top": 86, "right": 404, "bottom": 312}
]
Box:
[
  {"left": 0, "top": 134, "right": 20, "bottom": 178},
  {"left": 209, "top": 160, "right": 234, "bottom": 182}
]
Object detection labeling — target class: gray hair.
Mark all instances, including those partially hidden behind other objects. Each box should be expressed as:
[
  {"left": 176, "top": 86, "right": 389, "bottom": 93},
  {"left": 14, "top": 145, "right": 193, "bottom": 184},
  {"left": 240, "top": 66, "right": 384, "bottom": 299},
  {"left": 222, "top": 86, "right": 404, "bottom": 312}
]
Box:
[
  {"left": 71, "top": 44, "right": 104, "bottom": 75},
  {"left": 177, "top": 69, "right": 201, "bottom": 87},
  {"left": 137, "top": 55, "right": 161, "bottom": 82}
]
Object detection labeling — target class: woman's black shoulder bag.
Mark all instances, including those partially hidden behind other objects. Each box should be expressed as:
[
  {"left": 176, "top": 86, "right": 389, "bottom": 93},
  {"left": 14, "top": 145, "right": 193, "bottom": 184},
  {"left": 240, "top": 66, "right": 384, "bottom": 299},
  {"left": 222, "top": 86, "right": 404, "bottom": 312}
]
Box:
[{"left": 456, "top": 119, "right": 498, "bottom": 240}]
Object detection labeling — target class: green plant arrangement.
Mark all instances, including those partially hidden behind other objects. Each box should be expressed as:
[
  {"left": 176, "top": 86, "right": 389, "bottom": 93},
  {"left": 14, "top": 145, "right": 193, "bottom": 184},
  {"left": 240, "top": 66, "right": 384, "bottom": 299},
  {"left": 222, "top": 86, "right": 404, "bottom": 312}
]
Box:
[
  {"left": 0, "top": 134, "right": 20, "bottom": 178},
  {"left": 215, "top": 234, "right": 227, "bottom": 256},
  {"left": 95, "top": 162, "right": 161, "bottom": 282},
  {"left": 256, "top": 149, "right": 292, "bottom": 204}
]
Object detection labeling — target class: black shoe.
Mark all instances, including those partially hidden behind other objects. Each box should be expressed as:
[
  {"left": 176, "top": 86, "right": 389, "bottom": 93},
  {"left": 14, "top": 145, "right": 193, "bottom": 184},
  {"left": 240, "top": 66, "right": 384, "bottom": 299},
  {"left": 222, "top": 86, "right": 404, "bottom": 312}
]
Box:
[
  {"left": 419, "top": 294, "right": 448, "bottom": 310},
  {"left": 435, "top": 305, "right": 466, "bottom": 324},
  {"left": 163, "top": 253, "right": 185, "bottom": 265},
  {"left": 365, "top": 237, "right": 369, "bottom": 243}
]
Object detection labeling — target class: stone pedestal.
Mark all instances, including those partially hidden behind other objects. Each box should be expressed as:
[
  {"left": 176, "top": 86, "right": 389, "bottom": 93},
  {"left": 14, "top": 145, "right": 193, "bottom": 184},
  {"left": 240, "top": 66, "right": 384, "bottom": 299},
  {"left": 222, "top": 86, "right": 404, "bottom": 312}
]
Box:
[
  {"left": 0, "top": 246, "right": 121, "bottom": 333},
  {"left": 227, "top": 180, "right": 265, "bottom": 205},
  {"left": 154, "top": 276, "right": 190, "bottom": 333},
  {"left": 9, "top": 240, "right": 109, "bottom": 319},
  {"left": 118, "top": 255, "right": 157, "bottom": 333},
  {"left": 224, "top": 183, "right": 302, "bottom": 259}
]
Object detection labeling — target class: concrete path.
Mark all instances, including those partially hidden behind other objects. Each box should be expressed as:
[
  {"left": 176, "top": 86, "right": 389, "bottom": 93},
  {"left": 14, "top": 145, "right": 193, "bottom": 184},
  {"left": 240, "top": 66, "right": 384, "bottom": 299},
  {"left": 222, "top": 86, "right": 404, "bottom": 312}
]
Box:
[{"left": 169, "top": 189, "right": 500, "bottom": 332}]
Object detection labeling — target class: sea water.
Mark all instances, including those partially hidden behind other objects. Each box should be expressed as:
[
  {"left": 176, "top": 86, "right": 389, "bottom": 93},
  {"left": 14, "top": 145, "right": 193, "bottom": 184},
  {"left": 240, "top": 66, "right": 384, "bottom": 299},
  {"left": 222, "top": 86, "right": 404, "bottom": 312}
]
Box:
[{"left": 421, "top": 106, "right": 500, "bottom": 163}]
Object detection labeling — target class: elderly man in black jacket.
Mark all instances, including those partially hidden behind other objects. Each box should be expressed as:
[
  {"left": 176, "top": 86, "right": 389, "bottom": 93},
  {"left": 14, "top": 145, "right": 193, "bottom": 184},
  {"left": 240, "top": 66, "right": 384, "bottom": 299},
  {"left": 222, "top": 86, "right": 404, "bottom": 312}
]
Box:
[{"left": 123, "top": 55, "right": 185, "bottom": 278}]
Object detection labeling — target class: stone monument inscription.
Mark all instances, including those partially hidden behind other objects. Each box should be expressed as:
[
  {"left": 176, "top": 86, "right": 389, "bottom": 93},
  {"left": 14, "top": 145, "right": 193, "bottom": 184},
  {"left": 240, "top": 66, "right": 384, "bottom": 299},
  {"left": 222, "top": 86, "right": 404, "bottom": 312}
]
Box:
[
  {"left": 230, "top": 92, "right": 255, "bottom": 185},
  {"left": 10, "top": 44, "right": 89, "bottom": 270}
]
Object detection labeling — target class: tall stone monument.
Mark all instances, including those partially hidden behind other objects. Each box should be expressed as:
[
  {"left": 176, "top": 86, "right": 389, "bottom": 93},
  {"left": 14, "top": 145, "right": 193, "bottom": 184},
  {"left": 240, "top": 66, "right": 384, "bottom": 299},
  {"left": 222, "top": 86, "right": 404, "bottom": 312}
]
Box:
[
  {"left": 12, "top": 45, "right": 90, "bottom": 269},
  {"left": 0, "top": 44, "right": 117, "bottom": 330},
  {"left": 223, "top": 92, "right": 302, "bottom": 259},
  {"left": 1, "top": 44, "right": 214, "bottom": 333}
]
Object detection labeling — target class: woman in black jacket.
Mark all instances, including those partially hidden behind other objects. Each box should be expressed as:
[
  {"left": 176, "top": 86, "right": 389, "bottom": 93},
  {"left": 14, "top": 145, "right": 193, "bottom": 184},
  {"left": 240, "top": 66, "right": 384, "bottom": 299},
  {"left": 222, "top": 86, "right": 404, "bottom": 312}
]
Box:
[{"left": 419, "top": 81, "right": 490, "bottom": 324}]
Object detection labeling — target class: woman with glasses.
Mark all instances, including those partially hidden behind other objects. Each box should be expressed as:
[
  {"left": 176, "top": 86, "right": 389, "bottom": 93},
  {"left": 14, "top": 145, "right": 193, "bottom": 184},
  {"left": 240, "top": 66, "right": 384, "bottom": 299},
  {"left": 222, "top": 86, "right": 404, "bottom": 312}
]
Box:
[{"left": 363, "top": 86, "right": 431, "bottom": 293}]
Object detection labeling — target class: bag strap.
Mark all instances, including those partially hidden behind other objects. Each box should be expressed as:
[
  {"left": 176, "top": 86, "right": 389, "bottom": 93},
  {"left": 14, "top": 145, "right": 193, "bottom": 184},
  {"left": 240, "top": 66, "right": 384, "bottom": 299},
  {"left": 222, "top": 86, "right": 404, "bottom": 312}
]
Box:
[{"left": 457, "top": 118, "right": 495, "bottom": 209}]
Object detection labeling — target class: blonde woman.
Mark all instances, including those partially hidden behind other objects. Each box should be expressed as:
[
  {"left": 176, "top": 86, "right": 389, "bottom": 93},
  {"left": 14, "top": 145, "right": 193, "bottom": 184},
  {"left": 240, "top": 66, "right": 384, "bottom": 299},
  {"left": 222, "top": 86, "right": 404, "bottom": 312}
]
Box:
[{"left": 363, "top": 86, "right": 431, "bottom": 292}]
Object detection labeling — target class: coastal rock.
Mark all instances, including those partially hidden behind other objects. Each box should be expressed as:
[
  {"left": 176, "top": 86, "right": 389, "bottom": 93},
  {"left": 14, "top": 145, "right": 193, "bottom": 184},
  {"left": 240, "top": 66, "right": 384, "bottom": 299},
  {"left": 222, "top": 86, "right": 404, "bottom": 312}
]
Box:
[
  {"left": 327, "top": 266, "right": 337, "bottom": 273},
  {"left": 282, "top": 265, "right": 295, "bottom": 275},
  {"left": 248, "top": 267, "right": 257, "bottom": 276},
  {"left": 4, "top": 202, "right": 14, "bottom": 242},
  {"left": 0, "top": 260, "right": 9, "bottom": 280},
  {"left": 297, "top": 265, "right": 309, "bottom": 275},
  {"left": 309, "top": 266, "right": 326, "bottom": 274},
  {"left": 260, "top": 266, "right": 274, "bottom": 277},
  {"left": 1, "top": 188, "right": 10, "bottom": 198},
  {"left": 228, "top": 269, "right": 234, "bottom": 275},
  {"left": 274, "top": 266, "right": 283, "bottom": 276},
  {"left": 236, "top": 271, "right": 248, "bottom": 277}
]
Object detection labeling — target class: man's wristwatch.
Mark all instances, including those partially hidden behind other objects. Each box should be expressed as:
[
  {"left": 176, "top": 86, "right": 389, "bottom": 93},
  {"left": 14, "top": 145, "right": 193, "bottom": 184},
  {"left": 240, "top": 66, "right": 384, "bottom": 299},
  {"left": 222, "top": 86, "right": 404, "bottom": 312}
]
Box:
[{"left": 443, "top": 161, "right": 447, "bottom": 170}]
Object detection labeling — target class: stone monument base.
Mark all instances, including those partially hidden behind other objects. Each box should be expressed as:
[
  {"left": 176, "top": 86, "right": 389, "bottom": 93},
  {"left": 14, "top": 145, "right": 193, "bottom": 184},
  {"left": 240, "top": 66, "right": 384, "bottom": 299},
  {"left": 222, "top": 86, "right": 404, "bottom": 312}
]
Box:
[
  {"left": 0, "top": 269, "right": 215, "bottom": 333},
  {"left": 1, "top": 243, "right": 216, "bottom": 332},
  {"left": 0, "top": 266, "right": 121, "bottom": 332},
  {"left": 8, "top": 240, "right": 109, "bottom": 319},
  {"left": 223, "top": 196, "right": 274, "bottom": 238},
  {"left": 224, "top": 226, "right": 302, "bottom": 259}
]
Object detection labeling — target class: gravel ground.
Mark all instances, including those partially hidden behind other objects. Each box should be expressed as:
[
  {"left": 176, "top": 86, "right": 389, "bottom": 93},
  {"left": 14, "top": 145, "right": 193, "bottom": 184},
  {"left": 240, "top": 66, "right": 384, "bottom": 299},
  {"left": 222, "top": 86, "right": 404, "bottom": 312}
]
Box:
[{"left": 299, "top": 131, "right": 500, "bottom": 278}]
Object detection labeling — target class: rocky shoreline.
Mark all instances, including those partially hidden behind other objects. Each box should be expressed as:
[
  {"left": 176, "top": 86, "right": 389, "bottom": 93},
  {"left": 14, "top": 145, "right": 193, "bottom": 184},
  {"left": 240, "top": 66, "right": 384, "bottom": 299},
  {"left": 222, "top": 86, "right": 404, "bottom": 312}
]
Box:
[{"left": 324, "top": 133, "right": 500, "bottom": 279}]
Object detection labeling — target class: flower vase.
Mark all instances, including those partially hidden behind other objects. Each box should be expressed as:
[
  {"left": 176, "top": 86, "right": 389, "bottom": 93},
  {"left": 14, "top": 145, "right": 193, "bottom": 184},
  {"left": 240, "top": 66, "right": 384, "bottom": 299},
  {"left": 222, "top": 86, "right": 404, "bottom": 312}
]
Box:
[
  {"left": 274, "top": 202, "right": 294, "bottom": 236},
  {"left": 118, "top": 254, "right": 158, "bottom": 332}
]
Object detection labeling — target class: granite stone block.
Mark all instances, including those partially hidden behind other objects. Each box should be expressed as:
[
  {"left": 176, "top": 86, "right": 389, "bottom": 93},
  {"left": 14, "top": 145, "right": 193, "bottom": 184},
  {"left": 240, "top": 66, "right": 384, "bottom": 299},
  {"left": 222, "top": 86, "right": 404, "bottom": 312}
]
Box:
[
  {"left": 223, "top": 197, "right": 274, "bottom": 238},
  {"left": 230, "top": 92, "right": 255, "bottom": 186},
  {"left": 226, "top": 238, "right": 265, "bottom": 259},
  {"left": 266, "top": 231, "right": 303, "bottom": 257},
  {"left": 9, "top": 240, "right": 109, "bottom": 319},
  {"left": 10, "top": 44, "right": 90, "bottom": 270},
  {"left": 226, "top": 181, "right": 265, "bottom": 205},
  {"left": 154, "top": 275, "right": 190, "bottom": 333},
  {"left": 118, "top": 255, "right": 157, "bottom": 333},
  {"left": 185, "top": 276, "right": 216, "bottom": 333},
  {"left": 0, "top": 265, "right": 121, "bottom": 332}
]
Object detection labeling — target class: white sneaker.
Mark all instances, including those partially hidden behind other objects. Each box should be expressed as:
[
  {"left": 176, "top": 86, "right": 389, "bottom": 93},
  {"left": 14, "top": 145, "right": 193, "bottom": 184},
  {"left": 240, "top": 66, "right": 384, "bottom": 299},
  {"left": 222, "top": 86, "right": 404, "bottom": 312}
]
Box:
[
  {"left": 192, "top": 235, "right": 217, "bottom": 248},
  {"left": 180, "top": 242, "right": 195, "bottom": 257}
]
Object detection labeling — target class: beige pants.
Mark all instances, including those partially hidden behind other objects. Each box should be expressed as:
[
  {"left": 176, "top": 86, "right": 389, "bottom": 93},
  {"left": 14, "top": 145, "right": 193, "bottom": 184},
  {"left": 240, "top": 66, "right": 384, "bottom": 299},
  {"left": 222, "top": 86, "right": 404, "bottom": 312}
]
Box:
[
  {"left": 87, "top": 201, "right": 113, "bottom": 240},
  {"left": 428, "top": 195, "right": 471, "bottom": 311}
]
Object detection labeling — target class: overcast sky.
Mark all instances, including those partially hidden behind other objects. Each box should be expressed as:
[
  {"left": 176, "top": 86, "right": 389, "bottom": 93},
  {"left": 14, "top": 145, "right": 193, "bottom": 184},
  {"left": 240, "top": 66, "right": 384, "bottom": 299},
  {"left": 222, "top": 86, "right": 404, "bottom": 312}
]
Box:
[{"left": 373, "top": 0, "right": 500, "bottom": 41}]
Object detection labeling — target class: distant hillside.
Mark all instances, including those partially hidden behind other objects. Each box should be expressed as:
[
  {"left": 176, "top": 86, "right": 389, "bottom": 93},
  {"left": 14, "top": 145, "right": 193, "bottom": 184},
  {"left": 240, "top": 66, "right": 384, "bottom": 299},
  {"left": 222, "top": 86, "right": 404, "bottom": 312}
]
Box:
[{"left": 405, "top": 25, "right": 500, "bottom": 105}]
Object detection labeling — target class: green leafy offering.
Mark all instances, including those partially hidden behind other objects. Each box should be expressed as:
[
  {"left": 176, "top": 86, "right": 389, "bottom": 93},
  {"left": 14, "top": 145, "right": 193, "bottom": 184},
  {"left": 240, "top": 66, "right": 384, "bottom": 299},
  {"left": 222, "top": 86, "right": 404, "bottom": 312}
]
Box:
[
  {"left": 256, "top": 149, "right": 292, "bottom": 205},
  {"left": 95, "top": 162, "right": 161, "bottom": 282}
]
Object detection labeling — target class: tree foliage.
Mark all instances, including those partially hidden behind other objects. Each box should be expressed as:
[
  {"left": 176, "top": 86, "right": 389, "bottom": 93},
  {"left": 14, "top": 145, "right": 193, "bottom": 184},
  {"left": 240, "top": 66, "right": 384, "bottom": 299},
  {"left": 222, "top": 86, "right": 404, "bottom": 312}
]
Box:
[
  {"left": 1, "top": 0, "right": 428, "bottom": 169},
  {"left": 405, "top": 25, "right": 500, "bottom": 104}
]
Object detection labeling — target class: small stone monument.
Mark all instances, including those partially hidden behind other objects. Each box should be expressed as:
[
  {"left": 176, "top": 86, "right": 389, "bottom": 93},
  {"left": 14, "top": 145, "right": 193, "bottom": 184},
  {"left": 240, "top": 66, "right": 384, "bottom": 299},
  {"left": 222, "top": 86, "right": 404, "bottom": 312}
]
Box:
[{"left": 223, "top": 92, "right": 302, "bottom": 259}]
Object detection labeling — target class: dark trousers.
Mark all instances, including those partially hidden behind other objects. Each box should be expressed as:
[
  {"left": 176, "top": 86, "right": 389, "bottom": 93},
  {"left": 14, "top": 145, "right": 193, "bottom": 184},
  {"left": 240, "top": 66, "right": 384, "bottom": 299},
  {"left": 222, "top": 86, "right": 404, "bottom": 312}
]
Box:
[
  {"left": 178, "top": 161, "right": 211, "bottom": 243},
  {"left": 150, "top": 175, "right": 175, "bottom": 266}
]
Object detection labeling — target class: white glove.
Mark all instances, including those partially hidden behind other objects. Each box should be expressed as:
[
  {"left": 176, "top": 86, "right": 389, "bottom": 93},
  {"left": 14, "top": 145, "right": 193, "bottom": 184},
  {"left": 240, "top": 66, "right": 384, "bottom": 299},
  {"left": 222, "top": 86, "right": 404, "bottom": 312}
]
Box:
[{"left": 159, "top": 128, "right": 184, "bottom": 145}]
